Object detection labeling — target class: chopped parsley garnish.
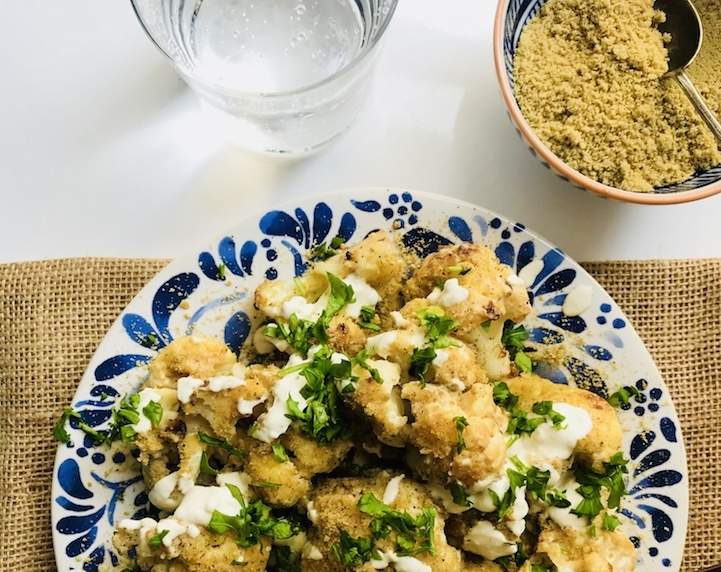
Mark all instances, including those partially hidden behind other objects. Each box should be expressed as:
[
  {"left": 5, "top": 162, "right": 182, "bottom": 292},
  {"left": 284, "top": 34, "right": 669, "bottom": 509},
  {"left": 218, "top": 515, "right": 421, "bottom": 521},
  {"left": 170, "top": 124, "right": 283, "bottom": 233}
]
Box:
[
  {"left": 531, "top": 401, "right": 566, "bottom": 428},
  {"left": 607, "top": 385, "right": 641, "bottom": 408},
  {"left": 492, "top": 381, "right": 518, "bottom": 410},
  {"left": 208, "top": 484, "right": 296, "bottom": 547},
  {"left": 510, "top": 457, "right": 570, "bottom": 508},
  {"left": 357, "top": 492, "right": 436, "bottom": 556},
  {"left": 409, "top": 346, "right": 437, "bottom": 383},
  {"left": 270, "top": 545, "right": 301, "bottom": 571},
  {"left": 358, "top": 305, "right": 381, "bottom": 332},
  {"left": 492, "top": 383, "right": 565, "bottom": 437},
  {"left": 309, "top": 236, "right": 345, "bottom": 261},
  {"left": 502, "top": 321, "right": 534, "bottom": 373},
  {"left": 217, "top": 263, "right": 227, "bottom": 280},
  {"left": 52, "top": 408, "right": 105, "bottom": 445},
  {"left": 450, "top": 482, "right": 471, "bottom": 507},
  {"left": 331, "top": 531, "right": 378, "bottom": 567},
  {"left": 514, "top": 351, "right": 534, "bottom": 373},
  {"left": 418, "top": 306, "right": 457, "bottom": 349},
  {"left": 571, "top": 452, "right": 629, "bottom": 520},
  {"left": 199, "top": 451, "right": 220, "bottom": 476},
  {"left": 353, "top": 348, "right": 383, "bottom": 384},
  {"left": 454, "top": 416, "right": 469, "bottom": 453},
  {"left": 264, "top": 316, "right": 315, "bottom": 355},
  {"left": 147, "top": 529, "right": 168, "bottom": 548},
  {"left": 531, "top": 565, "right": 552, "bottom": 572},
  {"left": 253, "top": 481, "right": 281, "bottom": 489},
  {"left": 602, "top": 511, "right": 621, "bottom": 531},
  {"left": 447, "top": 265, "right": 471, "bottom": 276},
  {"left": 284, "top": 345, "right": 353, "bottom": 443},
  {"left": 142, "top": 400, "right": 163, "bottom": 429},
  {"left": 272, "top": 443, "right": 289, "bottom": 463},
  {"left": 198, "top": 431, "right": 246, "bottom": 458}
]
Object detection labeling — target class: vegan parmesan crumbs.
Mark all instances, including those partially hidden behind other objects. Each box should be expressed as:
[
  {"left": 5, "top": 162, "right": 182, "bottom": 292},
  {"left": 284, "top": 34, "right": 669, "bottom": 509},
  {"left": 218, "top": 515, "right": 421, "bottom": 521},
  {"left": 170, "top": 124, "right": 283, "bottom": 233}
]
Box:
[{"left": 514, "top": 0, "right": 721, "bottom": 193}]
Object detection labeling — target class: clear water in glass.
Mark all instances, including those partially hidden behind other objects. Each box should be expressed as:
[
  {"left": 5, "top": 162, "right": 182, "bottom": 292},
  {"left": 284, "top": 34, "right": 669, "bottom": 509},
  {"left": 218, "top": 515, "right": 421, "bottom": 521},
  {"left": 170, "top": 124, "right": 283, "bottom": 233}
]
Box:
[{"left": 132, "top": 0, "right": 396, "bottom": 153}]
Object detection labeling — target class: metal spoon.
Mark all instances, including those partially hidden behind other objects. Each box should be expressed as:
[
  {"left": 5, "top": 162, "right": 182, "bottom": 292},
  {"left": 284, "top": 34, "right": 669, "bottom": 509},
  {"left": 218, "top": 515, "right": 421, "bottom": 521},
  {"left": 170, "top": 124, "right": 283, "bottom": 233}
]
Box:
[{"left": 655, "top": 0, "right": 721, "bottom": 142}]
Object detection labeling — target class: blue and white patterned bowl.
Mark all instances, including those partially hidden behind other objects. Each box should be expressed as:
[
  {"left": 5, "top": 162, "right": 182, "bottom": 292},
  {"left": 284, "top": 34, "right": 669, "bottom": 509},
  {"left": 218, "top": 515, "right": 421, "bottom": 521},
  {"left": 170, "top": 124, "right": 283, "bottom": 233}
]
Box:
[
  {"left": 52, "top": 189, "right": 688, "bottom": 571},
  {"left": 493, "top": 0, "right": 721, "bottom": 205}
]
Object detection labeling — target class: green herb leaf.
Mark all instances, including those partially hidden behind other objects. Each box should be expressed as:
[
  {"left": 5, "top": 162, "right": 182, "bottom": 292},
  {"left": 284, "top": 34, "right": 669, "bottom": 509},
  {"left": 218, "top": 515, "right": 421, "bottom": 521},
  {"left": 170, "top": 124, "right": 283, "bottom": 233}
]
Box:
[
  {"left": 447, "top": 265, "right": 471, "bottom": 276},
  {"left": 272, "top": 443, "right": 289, "bottom": 463},
  {"left": 602, "top": 511, "right": 621, "bottom": 531},
  {"left": 309, "top": 237, "right": 345, "bottom": 261},
  {"left": 531, "top": 401, "right": 565, "bottom": 428},
  {"left": 200, "top": 451, "right": 220, "bottom": 476},
  {"left": 148, "top": 529, "right": 169, "bottom": 548},
  {"left": 418, "top": 307, "right": 457, "bottom": 349},
  {"left": 492, "top": 382, "right": 519, "bottom": 410},
  {"left": 198, "top": 432, "right": 245, "bottom": 458},
  {"left": 142, "top": 401, "right": 163, "bottom": 429},
  {"left": 409, "top": 346, "right": 437, "bottom": 383},
  {"left": 514, "top": 351, "right": 533, "bottom": 373},
  {"left": 454, "top": 416, "right": 469, "bottom": 453},
  {"left": 607, "top": 385, "right": 641, "bottom": 408},
  {"left": 331, "top": 530, "right": 377, "bottom": 567},
  {"left": 217, "top": 263, "right": 226, "bottom": 280},
  {"left": 450, "top": 482, "right": 471, "bottom": 507},
  {"left": 501, "top": 322, "right": 530, "bottom": 356},
  {"left": 353, "top": 348, "right": 383, "bottom": 384}
]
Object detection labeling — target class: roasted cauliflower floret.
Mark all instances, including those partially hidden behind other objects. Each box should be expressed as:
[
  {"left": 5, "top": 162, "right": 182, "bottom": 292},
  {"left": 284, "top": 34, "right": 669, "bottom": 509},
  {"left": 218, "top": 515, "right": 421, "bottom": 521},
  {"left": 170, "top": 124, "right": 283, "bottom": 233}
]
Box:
[
  {"left": 113, "top": 525, "right": 270, "bottom": 572},
  {"left": 148, "top": 336, "right": 237, "bottom": 389},
  {"left": 406, "top": 243, "right": 531, "bottom": 337},
  {"left": 535, "top": 520, "right": 635, "bottom": 571},
  {"left": 303, "top": 473, "right": 462, "bottom": 572},
  {"left": 183, "top": 364, "right": 278, "bottom": 439},
  {"left": 506, "top": 373, "right": 622, "bottom": 470},
  {"left": 401, "top": 383, "right": 508, "bottom": 487},
  {"left": 280, "top": 427, "right": 353, "bottom": 476},
  {"left": 327, "top": 314, "right": 368, "bottom": 355},
  {"left": 343, "top": 359, "right": 408, "bottom": 447},
  {"left": 463, "top": 560, "right": 504, "bottom": 572}
]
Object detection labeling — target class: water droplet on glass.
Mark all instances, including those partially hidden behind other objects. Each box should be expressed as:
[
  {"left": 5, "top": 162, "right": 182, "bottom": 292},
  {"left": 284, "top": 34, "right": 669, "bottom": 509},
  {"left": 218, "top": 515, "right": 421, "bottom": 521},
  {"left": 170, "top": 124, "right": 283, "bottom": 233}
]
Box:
[{"left": 295, "top": 3, "right": 306, "bottom": 15}]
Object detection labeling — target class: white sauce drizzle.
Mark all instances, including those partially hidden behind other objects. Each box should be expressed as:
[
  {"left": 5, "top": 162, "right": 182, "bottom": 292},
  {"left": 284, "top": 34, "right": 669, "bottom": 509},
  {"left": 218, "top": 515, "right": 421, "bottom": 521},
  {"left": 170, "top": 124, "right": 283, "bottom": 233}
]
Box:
[
  {"left": 148, "top": 471, "right": 180, "bottom": 511},
  {"left": 217, "top": 471, "right": 253, "bottom": 499},
  {"left": 302, "top": 542, "right": 324, "bottom": 560},
  {"left": 342, "top": 274, "right": 380, "bottom": 318},
  {"left": 207, "top": 373, "right": 245, "bottom": 392},
  {"left": 237, "top": 395, "right": 268, "bottom": 415},
  {"left": 383, "top": 475, "right": 404, "bottom": 505},
  {"left": 177, "top": 376, "right": 204, "bottom": 404},
  {"left": 390, "top": 311, "right": 411, "bottom": 328},
  {"left": 156, "top": 517, "right": 200, "bottom": 547},
  {"left": 426, "top": 278, "right": 469, "bottom": 307},
  {"left": 431, "top": 349, "right": 449, "bottom": 367},
  {"left": 463, "top": 520, "right": 517, "bottom": 560},
  {"left": 366, "top": 331, "right": 398, "bottom": 358},
  {"left": 562, "top": 284, "right": 593, "bottom": 317},
  {"left": 281, "top": 294, "right": 326, "bottom": 322},
  {"left": 174, "top": 485, "right": 242, "bottom": 527},
  {"left": 306, "top": 501, "right": 319, "bottom": 524},
  {"left": 448, "top": 377, "right": 466, "bottom": 392},
  {"left": 251, "top": 354, "right": 308, "bottom": 443},
  {"left": 371, "top": 551, "right": 431, "bottom": 572}
]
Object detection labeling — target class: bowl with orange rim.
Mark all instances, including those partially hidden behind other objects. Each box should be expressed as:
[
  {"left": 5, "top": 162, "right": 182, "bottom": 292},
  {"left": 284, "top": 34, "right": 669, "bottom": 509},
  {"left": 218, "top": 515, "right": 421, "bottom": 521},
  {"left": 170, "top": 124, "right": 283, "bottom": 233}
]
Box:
[{"left": 492, "top": 0, "right": 721, "bottom": 205}]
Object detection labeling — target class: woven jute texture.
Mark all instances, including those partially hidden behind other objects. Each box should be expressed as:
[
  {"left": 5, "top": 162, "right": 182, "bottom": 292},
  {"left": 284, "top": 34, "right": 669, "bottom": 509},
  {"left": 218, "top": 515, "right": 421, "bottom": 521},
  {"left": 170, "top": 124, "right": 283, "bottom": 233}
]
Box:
[{"left": 0, "top": 258, "right": 719, "bottom": 571}]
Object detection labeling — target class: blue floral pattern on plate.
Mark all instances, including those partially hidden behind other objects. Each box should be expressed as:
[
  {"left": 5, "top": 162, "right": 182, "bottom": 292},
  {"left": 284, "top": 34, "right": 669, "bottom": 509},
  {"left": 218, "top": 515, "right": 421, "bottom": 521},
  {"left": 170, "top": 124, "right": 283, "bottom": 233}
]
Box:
[{"left": 52, "top": 189, "right": 687, "bottom": 571}]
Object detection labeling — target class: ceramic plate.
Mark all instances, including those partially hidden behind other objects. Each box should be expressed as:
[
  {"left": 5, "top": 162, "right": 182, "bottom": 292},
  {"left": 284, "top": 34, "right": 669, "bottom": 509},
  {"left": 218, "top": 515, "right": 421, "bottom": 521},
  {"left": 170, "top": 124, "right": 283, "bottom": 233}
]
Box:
[{"left": 52, "top": 189, "right": 688, "bottom": 571}]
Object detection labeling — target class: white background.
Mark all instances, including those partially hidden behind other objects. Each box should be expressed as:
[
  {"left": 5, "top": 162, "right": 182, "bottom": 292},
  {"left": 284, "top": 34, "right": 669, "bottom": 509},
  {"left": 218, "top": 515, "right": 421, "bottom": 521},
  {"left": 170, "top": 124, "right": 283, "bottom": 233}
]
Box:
[{"left": 2, "top": 0, "right": 720, "bottom": 263}]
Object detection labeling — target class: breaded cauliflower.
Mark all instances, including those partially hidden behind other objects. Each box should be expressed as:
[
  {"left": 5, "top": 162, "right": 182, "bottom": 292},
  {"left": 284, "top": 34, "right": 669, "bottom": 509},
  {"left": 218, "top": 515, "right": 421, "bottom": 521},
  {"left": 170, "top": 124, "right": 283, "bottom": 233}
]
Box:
[
  {"left": 343, "top": 359, "right": 408, "bottom": 447},
  {"left": 506, "top": 373, "right": 622, "bottom": 470},
  {"left": 303, "top": 473, "right": 462, "bottom": 572},
  {"left": 535, "top": 520, "right": 635, "bottom": 571},
  {"left": 183, "top": 364, "right": 278, "bottom": 439},
  {"left": 148, "top": 336, "right": 237, "bottom": 388},
  {"left": 401, "top": 383, "right": 508, "bottom": 487},
  {"left": 406, "top": 243, "right": 531, "bottom": 337}
]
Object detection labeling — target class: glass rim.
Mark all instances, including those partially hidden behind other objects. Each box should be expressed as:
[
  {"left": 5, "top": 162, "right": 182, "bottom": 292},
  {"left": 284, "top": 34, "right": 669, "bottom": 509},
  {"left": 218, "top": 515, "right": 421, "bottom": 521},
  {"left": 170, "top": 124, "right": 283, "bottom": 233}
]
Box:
[{"left": 129, "top": 0, "right": 400, "bottom": 98}]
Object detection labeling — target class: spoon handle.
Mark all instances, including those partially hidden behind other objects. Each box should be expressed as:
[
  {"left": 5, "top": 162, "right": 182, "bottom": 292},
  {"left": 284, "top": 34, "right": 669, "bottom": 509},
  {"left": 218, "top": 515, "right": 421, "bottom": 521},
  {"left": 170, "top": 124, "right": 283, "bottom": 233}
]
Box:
[{"left": 675, "top": 70, "right": 721, "bottom": 143}]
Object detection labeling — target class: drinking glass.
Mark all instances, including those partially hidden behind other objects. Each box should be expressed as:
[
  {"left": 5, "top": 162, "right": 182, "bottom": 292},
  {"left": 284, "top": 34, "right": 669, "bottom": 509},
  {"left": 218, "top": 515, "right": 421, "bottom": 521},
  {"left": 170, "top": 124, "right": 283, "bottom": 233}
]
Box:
[{"left": 131, "top": 0, "right": 398, "bottom": 153}]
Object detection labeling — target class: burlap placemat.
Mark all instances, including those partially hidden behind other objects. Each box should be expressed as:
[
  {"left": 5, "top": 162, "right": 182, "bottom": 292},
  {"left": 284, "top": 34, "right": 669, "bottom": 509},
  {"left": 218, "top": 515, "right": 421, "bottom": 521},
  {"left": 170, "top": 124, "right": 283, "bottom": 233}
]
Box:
[{"left": 1, "top": 258, "right": 719, "bottom": 571}]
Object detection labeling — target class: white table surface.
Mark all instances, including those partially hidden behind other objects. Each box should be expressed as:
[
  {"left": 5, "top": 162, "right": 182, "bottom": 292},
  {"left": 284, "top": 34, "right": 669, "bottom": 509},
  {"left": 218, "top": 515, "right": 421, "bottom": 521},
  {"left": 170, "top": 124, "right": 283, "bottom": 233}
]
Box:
[{"left": 2, "top": 0, "right": 720, "bottom": 264}]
